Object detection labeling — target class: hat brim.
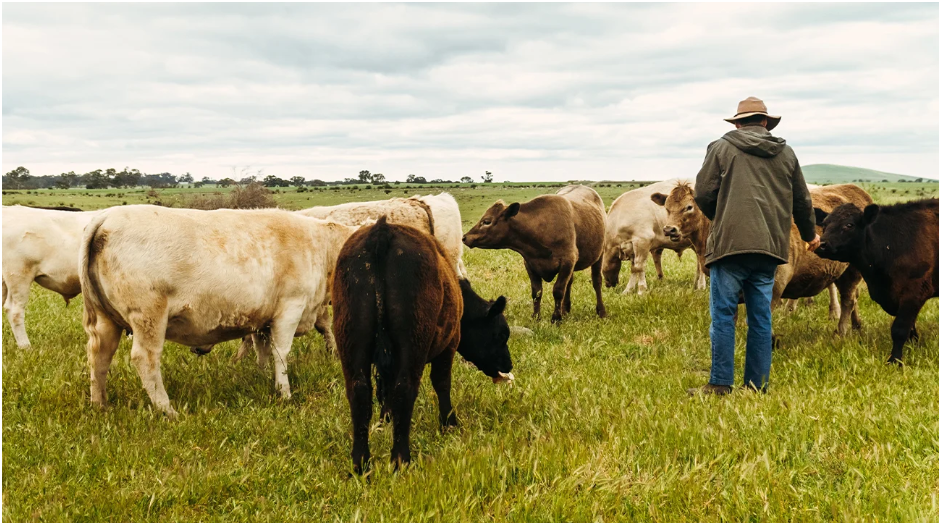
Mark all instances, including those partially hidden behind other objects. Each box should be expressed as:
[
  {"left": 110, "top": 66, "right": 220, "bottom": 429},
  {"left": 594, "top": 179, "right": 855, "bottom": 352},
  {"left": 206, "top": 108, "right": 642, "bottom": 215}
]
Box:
[{"left": 724, "top": 112, "right": 781, "bottom": 131}]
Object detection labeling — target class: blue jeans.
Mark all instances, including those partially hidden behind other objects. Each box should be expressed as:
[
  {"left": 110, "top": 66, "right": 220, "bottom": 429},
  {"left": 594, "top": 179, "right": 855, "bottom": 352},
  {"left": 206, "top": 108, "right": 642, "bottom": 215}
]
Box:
[{"left": 708, "top": 254, "right": 779, "bottom": 390}]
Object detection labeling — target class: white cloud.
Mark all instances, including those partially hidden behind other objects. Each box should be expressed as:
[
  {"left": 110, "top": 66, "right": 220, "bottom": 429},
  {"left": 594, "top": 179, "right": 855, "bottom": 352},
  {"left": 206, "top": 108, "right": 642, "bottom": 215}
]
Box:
[{"left": 2, "top": 3, "right": 938, "bottom": 180}]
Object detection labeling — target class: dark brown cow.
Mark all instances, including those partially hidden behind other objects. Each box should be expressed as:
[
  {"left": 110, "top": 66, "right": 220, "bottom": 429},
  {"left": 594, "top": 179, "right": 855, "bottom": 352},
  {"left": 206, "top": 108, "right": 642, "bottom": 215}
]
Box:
[
  {"left": 462, "top": 185, "right": 606, "bottom": 322},
  {"left": 651, "top": 183, "right": 873, "bottom": 335},
  {"left": 333, "top": 217, "right": 513, "bottom": 474},
  {"left": 815, "top": 198, "right": 939, "bottom": 364}
]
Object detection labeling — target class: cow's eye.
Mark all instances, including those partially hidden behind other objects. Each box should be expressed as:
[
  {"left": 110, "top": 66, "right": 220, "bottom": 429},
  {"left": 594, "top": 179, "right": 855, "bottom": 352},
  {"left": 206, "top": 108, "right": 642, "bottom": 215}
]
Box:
[
  {"left": 843, "top": 223, "right": 854, "bottom": 230},
  {"left": 483, "top": 219, "right": 491, "bottom": 226},
  {"left": 685, "top": 205, "right": 693, "bottom": 212}
]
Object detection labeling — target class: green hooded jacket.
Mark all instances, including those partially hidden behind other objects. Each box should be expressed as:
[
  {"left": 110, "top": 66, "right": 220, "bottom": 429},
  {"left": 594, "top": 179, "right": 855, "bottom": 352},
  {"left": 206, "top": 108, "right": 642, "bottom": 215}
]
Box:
[{"left": 694, "top": 125, "right": 816, "bottom": 266}]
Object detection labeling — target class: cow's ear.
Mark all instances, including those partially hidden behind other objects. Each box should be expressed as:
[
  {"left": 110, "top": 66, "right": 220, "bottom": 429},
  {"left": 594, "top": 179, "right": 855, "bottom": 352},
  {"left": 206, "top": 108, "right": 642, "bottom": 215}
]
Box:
[
  {"left": 488, "top": 296, "right": 507, "bottom": 318},
  {"left": 650, "top": 193, "right": 668, "bottom": 206},
  {"left": 504, "top": 203, "right": 520, "bottom": 218},
  {"left": 813, "top": 208, "right": 828, "bottom": 226},
  {"left": 862, "top": 204, "right": 880, "bottom": 225}
]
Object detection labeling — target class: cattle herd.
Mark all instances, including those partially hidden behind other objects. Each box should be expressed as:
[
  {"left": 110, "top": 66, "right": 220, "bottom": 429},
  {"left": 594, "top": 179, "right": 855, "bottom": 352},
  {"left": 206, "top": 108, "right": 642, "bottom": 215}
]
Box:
[{"left": 1, "top": 182, "right": 939, "bottom": 472}]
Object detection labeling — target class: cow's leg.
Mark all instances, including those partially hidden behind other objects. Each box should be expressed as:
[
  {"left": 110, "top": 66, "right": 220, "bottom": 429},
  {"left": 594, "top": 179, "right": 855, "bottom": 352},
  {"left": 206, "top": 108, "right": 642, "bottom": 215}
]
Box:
[
  {"left": 429, "top": 348, "right": 458, "bottom": 428},
  {"left": 315, "top": 306, "right": 337, "bottom": 356},
  {"left": 834, "top": 268, "right": 862, "bottom": 336},
  {"left": 888, "top": 299, "right": 926, "bottom": 365},
  {"left": 784, "top": 299, "right": 798, "bottom": 313},
  {"left": 827, "top": 283, "right": 840, "bottom": 320},
  {"left": 388, "top": 329, "right": 426, "bottom": 470},
  {"left": 269, "top": 309, "right": 304, "bottom": 399},
  {"left": 652, "top": 249, "right": 665, "bottom": 280},
  {"left": 591, "top": 257, "right": 607, "bottom": 318},
  {"left": 525, "top": 263, "right": 543, "bottom": 320},
  {"left": 694, "top": 254, "right": 708, "bottom": 291},
  {"left": 551, "top": 260, "right": 576, "bottom": 323},
  {"left": 127, "top": 312, "right": 175, "bottom": 417},
  {"left": 252, "top": 332, "right": 272, "bottom": 368},
  {"left": 623, "top": 240, "right": 650, "bottom": 295},
  {"left": 2, "top": 276, "right": 32, "bottom": 349},
  {"left": 563, "top": 274, "right": 574, "bottom": 314},
  {"left": 86, "top": 315, "right": 123, "bottom": 408},
  {"left": 455, "top": 258, "right": 469, "bottom": 280}
]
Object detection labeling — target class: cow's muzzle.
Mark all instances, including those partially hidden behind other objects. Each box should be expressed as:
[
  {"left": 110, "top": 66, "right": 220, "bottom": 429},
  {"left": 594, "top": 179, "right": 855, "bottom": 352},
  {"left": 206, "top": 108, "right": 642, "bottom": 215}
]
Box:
[{"left": 663, "top": 225, "right": 682, "bottom": 243}]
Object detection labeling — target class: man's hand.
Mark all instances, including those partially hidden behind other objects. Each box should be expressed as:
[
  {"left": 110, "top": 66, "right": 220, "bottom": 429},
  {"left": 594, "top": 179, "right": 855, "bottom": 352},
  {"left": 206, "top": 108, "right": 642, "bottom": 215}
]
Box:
[{"left": 807, "top": 234, "right": 821, "bottom": 252}]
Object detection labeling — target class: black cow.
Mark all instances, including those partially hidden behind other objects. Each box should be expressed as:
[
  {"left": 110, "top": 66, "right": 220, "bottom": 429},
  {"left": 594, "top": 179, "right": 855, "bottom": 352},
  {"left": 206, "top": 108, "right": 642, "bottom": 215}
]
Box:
[
  {"left": 333, "top": 217, "right": 514, "bottom": 474},
  {"left": 815, "top": 198, "right": 939, "bottom": 364}
]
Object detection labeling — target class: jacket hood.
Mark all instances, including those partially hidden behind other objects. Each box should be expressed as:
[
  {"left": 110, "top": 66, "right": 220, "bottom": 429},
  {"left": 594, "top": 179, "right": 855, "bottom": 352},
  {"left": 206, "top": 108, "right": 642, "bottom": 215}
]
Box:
[{"left": 722, "top": 126, "right": 786, "bottom": 158}]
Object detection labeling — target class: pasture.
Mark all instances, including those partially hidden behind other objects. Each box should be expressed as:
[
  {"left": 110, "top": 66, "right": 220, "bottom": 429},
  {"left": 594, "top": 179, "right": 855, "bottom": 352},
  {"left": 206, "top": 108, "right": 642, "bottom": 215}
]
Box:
[{"left": 2, "top": 182, "right": 939, "bottom": 521}]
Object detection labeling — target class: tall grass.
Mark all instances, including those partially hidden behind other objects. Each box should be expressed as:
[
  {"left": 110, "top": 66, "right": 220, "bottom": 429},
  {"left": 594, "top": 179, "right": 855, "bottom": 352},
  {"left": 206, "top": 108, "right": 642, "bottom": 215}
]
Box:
[{"left": 1, "top": 183, "right": 938, "bottom": 521}]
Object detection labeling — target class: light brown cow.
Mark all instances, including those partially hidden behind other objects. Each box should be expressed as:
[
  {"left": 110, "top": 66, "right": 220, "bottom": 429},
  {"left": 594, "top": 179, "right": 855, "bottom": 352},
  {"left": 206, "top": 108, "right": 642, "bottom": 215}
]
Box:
[
  {"left": 463, "top": 185, "right": 606, "bottom": 322},
  {"left": 603, "top": 179, "right": 706, "bottom": 294},
  {"left": 80, "top": 205, "right": 364, "bottom": 417},
  {"left": 2, "top": 205, "right": 101, "bottom": 348},
  {"left": 651, "top": 183, "right": 873, "bottom": 334}
]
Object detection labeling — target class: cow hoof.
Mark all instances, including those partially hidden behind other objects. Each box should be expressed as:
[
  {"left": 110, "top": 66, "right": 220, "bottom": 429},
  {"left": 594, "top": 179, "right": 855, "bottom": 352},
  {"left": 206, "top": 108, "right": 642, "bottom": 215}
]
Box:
[
  {"left": 771, "top": 335, "right": 782, "bottom": 350},
  {"left": 596, "top": 307, "right": 607, "bottom": 318},
  {"left": 886, "top": 356, "right": 904, "bottom": 367}
]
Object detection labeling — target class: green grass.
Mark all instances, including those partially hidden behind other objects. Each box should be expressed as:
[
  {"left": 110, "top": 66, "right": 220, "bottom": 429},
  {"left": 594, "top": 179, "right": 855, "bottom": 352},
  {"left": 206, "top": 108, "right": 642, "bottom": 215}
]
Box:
[{"left": 2, "top": 183, "right": 939, "bottom": 521}]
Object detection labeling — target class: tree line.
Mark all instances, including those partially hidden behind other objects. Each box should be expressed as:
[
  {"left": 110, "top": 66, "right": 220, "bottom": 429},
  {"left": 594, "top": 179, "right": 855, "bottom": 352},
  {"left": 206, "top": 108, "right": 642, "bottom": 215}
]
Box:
[{"left": 2, "top": 166, "right": 497, "bottom": 190}]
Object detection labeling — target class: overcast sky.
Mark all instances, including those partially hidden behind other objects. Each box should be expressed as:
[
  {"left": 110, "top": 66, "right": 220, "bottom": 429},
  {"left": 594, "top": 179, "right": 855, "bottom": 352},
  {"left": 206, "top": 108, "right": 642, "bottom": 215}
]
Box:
[{"left": 2, "top": 3, "right": 939, "bottom": 181}]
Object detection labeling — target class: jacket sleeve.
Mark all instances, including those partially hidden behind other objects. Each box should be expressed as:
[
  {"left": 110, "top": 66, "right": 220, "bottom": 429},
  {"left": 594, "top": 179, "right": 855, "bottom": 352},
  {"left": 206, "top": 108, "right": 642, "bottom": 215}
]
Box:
[
  {"left": 694, "top": 141, "right": 723, "bottom": 220},
  {"left": 791, "top": 158, "right": 817, "bottom": 242}
]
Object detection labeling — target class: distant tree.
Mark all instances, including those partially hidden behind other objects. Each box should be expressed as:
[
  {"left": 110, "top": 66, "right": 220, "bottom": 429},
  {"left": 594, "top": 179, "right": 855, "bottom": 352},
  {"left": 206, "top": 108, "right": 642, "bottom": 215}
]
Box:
[
  {"left": 59, "top": 171, "right": 79, "bottom": 189},
  {"left": 358, "top": 170, "right": 372, "bottom": 183},
  {"left": 482, "top": 170, "right": 493, "bottom": 183},
  {"left": 915, "top": 178, "right": 924, "bottom": 183},
  {"left": 460, "top": 176, "right": 473, "bottom": 183},
  {"left": 310, "top": 179, "right": 327, "bottom": 187},
  {"left": 343, "top": 177, "right": 360, "bottom": 184},
  {"left": 406, "top": 174, "right": 416, "bottom": 183},
  {"left": 263, "top": 174, "right": 289, "bottom": 187},
  {"left": 201, "top": 176, "right": 213, "bottom": 185},
  {"left": 412, "top": 176, "right": 427, "bottom": 184},
  {"left": 371, "top": 172, "right": 385, "bottom": 185},
  {"left": 290, "top": 176, "right": 306, "bottom": 187},
  {"left": 84, "top": 169, "right": 110, "bottom": 189},
  {"left": 218, "top": 178, "right": 236, "bottom": 187},
  {"left": 179, "top": 172, "right": 194, "bottom": 185}
]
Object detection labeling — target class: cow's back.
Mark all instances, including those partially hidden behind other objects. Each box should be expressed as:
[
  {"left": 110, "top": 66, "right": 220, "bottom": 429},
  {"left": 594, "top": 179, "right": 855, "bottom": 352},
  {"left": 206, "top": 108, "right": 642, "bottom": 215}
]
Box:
[{"left": 85, "top": 205, "right": 337, "bottom": 346}]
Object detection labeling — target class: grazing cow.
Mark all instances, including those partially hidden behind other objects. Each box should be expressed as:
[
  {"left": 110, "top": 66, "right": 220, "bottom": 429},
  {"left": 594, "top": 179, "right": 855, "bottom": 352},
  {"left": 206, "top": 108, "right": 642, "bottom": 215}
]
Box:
[
  {"left": 603, "top": 179, "right": 706, "bottom": 294},
  {"left": 2, "top": 205, "right": 100, "bottom": 348},
  {"left": 651, "top": 183, "right": 873, "bottom": 335},
  {"left": 80, "top": 205, "right": 363, "bottom": 417},
  {"left": 333, "top": 217, "right": 513, "bottom": 473},
  {"left": 297, "top": 192, "right": 467, "bottom": 278},
  {"left": 463, "top": 185, "right": 607, "bottom": 322},
  {"left": 815, "top": 198, "right": 939, "bottom": 363}
]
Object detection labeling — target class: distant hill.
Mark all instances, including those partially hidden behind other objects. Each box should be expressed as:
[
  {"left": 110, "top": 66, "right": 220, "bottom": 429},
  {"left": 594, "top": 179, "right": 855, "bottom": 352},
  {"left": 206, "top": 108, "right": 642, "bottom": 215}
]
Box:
[{"left": 801, "top": 164, "right": 928, "bottom": 184}]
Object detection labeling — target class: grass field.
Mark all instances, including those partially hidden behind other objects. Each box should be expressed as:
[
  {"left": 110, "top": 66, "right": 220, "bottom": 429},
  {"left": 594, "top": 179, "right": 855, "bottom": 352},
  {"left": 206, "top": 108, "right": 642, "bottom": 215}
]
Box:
[{"left": 2, "top": 182, "right": 939, "bottom": 521}]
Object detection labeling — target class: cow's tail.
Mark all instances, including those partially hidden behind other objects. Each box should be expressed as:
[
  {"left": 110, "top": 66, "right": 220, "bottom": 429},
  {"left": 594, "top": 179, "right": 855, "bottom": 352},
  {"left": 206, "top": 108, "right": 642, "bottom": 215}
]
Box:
[
  {"left": 79, "top": 212, "right": 110, "bottom": 333},
  {"left": 366, "top": 215, "right": 395, "bottom": 407}
]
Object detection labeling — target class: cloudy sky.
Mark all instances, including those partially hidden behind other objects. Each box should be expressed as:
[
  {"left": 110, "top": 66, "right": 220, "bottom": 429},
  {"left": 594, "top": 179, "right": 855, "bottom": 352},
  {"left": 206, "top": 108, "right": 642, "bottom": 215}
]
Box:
[{"left": 2, "top": 3, "right": 939, "bottom": 181}]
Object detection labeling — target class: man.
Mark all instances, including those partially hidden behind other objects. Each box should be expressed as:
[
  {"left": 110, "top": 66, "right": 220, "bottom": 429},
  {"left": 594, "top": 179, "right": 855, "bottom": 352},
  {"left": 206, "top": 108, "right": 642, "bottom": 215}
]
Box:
[{"left": 689, "top": 97, "right": 820, "bottom": 396}]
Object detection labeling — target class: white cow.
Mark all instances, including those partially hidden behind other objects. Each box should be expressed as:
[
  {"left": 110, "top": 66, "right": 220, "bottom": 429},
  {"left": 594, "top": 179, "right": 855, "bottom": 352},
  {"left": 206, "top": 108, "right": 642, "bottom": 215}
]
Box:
[
  {"left": 2, "top": 205, "right": 101, "bottom": 348},
  {"left": 297, "top": 192, "right": 467, "bottom": 278},
  {"left": 80, "top": 205, "right": 365, "bottom": 417},
  {"left": 602, "top": 179, "right": 706, "bottom": 294}
]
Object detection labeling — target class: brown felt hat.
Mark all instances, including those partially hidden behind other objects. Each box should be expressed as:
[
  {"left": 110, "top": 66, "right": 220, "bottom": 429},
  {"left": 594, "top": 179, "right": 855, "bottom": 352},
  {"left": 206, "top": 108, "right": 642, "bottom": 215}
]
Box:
[{"left": 723, "top": 96, "right": 781, "bottom": 130}]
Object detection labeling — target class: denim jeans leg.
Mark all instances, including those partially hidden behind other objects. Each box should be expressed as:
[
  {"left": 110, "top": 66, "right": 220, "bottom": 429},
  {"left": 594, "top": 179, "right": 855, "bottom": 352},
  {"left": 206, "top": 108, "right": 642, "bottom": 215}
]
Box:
[
  {"left": 709, "top": 261, "right": 744, "bottom": 386},
  {"left": 742, "top": 260, "right": 777, "bottom": 390}
]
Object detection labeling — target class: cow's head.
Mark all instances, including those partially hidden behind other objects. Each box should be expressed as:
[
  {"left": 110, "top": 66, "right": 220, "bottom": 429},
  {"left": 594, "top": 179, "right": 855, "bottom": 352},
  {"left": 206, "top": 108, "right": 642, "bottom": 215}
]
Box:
[
  {"left": 651, "top": 183, "right": 701, "bottom": 243},
  {"left": 814, "top": 203, "right": 874, "bottom": 262},
  {"left": 457, "top": 279, "right": 514, "bottom": 383},
  {"left": 602, "top": 240, "right": 634, "bottom": 287},
  {"left": 462, "top": 200, "right": 520, "bottom": 249}
]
